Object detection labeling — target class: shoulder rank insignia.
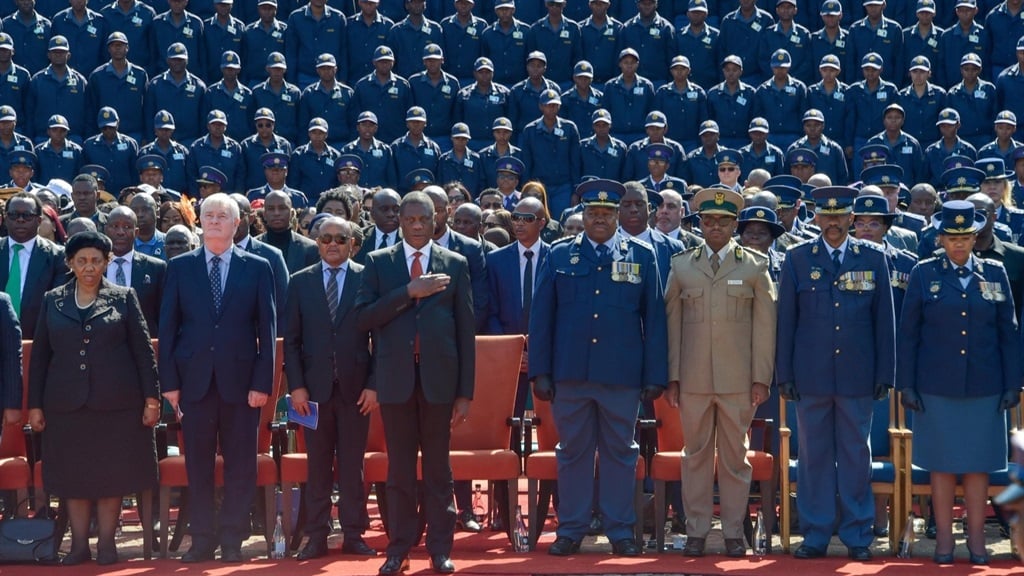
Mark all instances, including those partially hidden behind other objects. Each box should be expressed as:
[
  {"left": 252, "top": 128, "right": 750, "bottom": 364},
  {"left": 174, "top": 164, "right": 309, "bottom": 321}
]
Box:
[
  {"left": 851, "top": 243, "right": 860, "bottom": 255},
  {"left": 734, "top": 245, "right": 743, "bottom": 261},
  {"left": 811, "top": 243, "right": 819, "bottom": 255}
]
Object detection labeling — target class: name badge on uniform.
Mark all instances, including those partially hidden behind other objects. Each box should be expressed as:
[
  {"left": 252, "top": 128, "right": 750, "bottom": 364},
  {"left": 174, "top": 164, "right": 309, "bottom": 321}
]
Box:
[
  {"left": 467, "top": 26, "right": 477, "bottom": 35},
  {"left": 766, "top": 155, "right": 776, "bottom": 162},
  {"left": 560, "top": 29, "right": 570, "bottom": 38},
  {"left": 185, "top": 83, "right": 196, "bottom": 93},
  {"left": 325, "top": 158, "right": 334, "bottom": 166},
  {"left": 633, "top": 87, "right": 644, "bottom": 95},
  {"left": 703, "top": 36, "right": 712, "bottom": 45},
  {"left": 790, "top": 34, "right": 800, "bottom": 44},
  {"left": 969, "top": 35, "right": 979, "bottom": 43},
  {"left": 834, "top": 91, "right": 844, "bottom": 101},
  {"left": 927, "top": 37, "right": 937, "bottom": 47},
  {"left": 424, "top": 148, "right": 435, "bottom": 156},
  {"left": 686, "top": 91, "right": 697, "bottom": 100},
  {"left": 553, "top": 127, "right": 564, "bottom": 137},
  {"left": 901, "top": 146, "right": 913, "bottom": 154},
  {"left": 117, "top": 142, "right": 128, "bottom": 151},
  {"left": 463, "top": 158, "right": 474, "bottom": 167},
  {"left": 234, "top": 91, "right": 244, "bottom": 102},
  {"left": 876, "top": 91, "right": 887, "bottom": 100},
  {"left": 388, "top": 86, "right": 398, "bottom": 95},
  {"left": 649, "top": 27, "right": 660, "bottom": 38},
  {"left": 272, "top": 30, "right": 282, "bottom": 39},
  {"left": 227, "top": 25, "right": 237, "bottom": 35},
  {"left": 372, "top": 149, "right": 383, "bottom": 157},
  {"left": 974, "top": 89, "right": 987, "bottom": 99},
  {"left": 980, "top": 281, "right": 1007, "bottom": 302},
  {"left": 589, "top": 96, "right": 599, "bottom": 105},
  {"left": 838, "top": 270, "right": 875, "bottom": 291},
  {"left": 727, "top": 279, "right": 743, "bottom": 285},
  {"left": 221, "top": 149, "right": 232, "bottom": 158},
  {"left": 132, "top": 15, "right": 142, "bottom": 25},
  {"left": 442, "top": 84, "right": 452, "bottom": 94},
  {"left": 784, "top": 85, "right": 796, "bottom": 94},
  {"left": 611, "top": 261, "right": 641, "bottom": 283},
  {"left": 126, "top": 74, "right": 136, "bottom": 85},
  {"left": 877, "top": 28, "right": 887, "bottom": 38},
  {"left": 835, "top": 39, "right": 845, "bottom": 48},
  {"left": 751, "top": 22, "right": 762, "bottom": 32},
  {"left": 281, "top": 93, "right": 292, "bottom": 102},
  {"left": 183, "top": 26, "right": 194, "bottom": 37},
  {"left": 736, "top": 95, "right": 747, "bottom": 106},
  {"left": 173, "top": 152, "right": 184, "bottom": 160},
  {"left": 6, "top": 74, "right": 16, "bottom": 83},
  {"left": 67, "top": 76, "right": 77, "bottom": 87},
  {"left": 891, "top": 270, "right": 909, "bottom": 290},
  {"left": 86, "top": 25, "right": 97, "bottom": 35},
  {"left": 604, "top": 27, "right": 614, "bottom": 37},
  {"left": 512, "top": 30, "right": 523, "bottom": 39},
  {"left": 607, "top": 147, "right": 618, "bottom": 157},
  {"left": 62, "top": 150, "right": 74, "bottom": 158},
  {"left": 489, "top": 95, "right": 500, "bottom": 103}
]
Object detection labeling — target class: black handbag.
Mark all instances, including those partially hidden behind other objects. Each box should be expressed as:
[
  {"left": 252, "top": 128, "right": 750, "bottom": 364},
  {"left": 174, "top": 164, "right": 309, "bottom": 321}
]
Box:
[{"left": 0, "top": 514, "right": 58, "bottom": 564}]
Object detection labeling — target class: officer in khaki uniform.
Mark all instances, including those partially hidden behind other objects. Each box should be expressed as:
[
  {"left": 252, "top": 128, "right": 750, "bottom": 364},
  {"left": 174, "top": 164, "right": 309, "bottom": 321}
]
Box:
[{"left": 665, "top": 188, "right": 777, "bottom": 558}]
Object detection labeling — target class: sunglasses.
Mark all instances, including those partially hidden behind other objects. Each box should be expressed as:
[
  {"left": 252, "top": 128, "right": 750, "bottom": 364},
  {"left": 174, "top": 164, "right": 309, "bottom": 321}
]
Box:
[
  {"left": 718, "top": 165, "right": 738, "bottom": 172},
  {"left": 511, "top": 213, "right": 538, "bottom": 223},
  {"left": 318, "top": 234, "right": 350, "bottom": 244},
  {"left": 7, "top": 211, "right": 39, "bottom": 221}
]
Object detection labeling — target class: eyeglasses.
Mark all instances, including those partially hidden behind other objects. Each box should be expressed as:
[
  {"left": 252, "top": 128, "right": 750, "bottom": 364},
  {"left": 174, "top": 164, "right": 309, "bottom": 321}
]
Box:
[
  {"left": 702, "top": 216, "right": 736, "bottom": 228},
  {"left": 318, "top": 234, "right": 350, "bottom": 244},
  {"left": 7, "top": 211, "right": 39, "bottom": 221},
  {"left": 511, "top": 213, "right": 538, "bottom": 222},
  {"left": 853, "top": 220, "right": 884, "bottom": 231},
  {"left": 718, "top": 166, "right": 738, "bottom": 172}
]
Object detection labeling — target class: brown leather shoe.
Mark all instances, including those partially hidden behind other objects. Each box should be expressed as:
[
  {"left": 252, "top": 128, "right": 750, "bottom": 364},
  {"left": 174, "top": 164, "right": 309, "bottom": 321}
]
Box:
[
  {"left": 724, "top": 538, "right": 746, "bottom": 558},
  {"left": 682, "top": 536, "right": 706, "bottom": 557}
]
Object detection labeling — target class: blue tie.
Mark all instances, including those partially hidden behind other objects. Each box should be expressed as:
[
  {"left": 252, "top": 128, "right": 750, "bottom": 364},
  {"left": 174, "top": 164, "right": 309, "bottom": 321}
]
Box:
[
  {"left": 210, "top": 256, "right": 223, "bottom": 314},
  {"left": 596, "top": 244, "right": 611, "bottom": 263}
]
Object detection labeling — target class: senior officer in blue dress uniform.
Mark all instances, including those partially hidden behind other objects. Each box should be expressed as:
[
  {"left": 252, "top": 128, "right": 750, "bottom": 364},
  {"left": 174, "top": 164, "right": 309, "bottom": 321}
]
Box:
[
  {"left": 850, "top": 194, "right": 919, "bottom": 325},
  {"left": 529, "top": 178, "right": 667, "bottom": 558},
  {"left": 775, "top": 185, "right": 896, "bottom": 562},
  {"left": 898, "top": 200, "right": 1021, "bottom": 566}
]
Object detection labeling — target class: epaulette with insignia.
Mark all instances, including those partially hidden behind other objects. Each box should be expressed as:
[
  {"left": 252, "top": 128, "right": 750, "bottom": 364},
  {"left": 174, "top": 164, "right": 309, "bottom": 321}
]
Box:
[
  {"left": 981, "top": 257, "right": 1006, "bottom": 269},
  {"left": 625, "top": 235, "right": 653, "bottom": 250},
  {"left": 742, "top": 246, "right": 769, "bottom": 262},
  {"left": 551, "top": 235, "right": 576, "bottom": 246},
  {"left": 920, "top": 256, "right": 940, "bottom": 265},
  {"left": 853, "top": 238, "right": 885, "bottom": 253}
]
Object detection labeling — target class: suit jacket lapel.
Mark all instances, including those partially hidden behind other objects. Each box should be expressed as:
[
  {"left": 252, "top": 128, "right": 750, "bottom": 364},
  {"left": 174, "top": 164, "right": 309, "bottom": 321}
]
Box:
[
  {"left": 23, "top": 241, "right": 47, "bottom": 301},
  {"left": 193, "top": 249, "right": 218, "bottom": 318},
  {"left": 221, "top": 247, "right": 246, "bottom": 311},
  {"left": 131, "top": 253, "right": 149, "bottom": 288},
  {"left": 52, "top": 283, "right": 78, "bottom": 322},
  {"left": 85, "top": 285, "right": 116, "bottom": 322},
  {"left": 0, "top": 239, "right": 9, "bottom": 287},
  {"left": 335, "top": 264, "right": 359, "bottom": 326}
]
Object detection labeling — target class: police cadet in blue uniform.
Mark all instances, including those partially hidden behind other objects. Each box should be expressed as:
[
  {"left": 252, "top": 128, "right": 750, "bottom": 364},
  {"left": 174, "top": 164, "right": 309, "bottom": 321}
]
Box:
[
  {"left": 480, "top": 0, "right": 530, "bottom": 88},
  {"left": 345, "top": 0, "right": 394, "bottom": 85},
  {"left": 656, "top": 55, "right": 709, "bottom": 153},
  {"left": 100, "top": 1, "right": 155, "bottom": 73},
  {"left": 351, "top": 46, "right": 414, "bottom": 145},
  {"left": 455, "top": 57, "right": 510, "bottom": 151},
  {"left": 844, "top": 53, "right": 898, "bottom": 174},
  {"left": 241, "top": 0, "right": 287, "bottom": 86},
  {"left": 529, "top": 178, "right": 667, "bottom": 558},
  {"left": 34, "top": 114, "right": 82, "bottom": 184},
  {"left": 865, "top": 102, "right": 927, "bottom": 186},
  {"left": 687, "top": 120, "right": 723, "bottom": 187},
  {"left": 440, "top": 0, "right": 487, "bottom": 85},
  {"left": 977, "top": 111, "right": 1021, "bottom": 166},
  {"left": 640, "top": 142, "right": 688, "bottom": 193},
  {"left": 579, "top": 0, "right": 622, "bottom": 86},
  {"left": 52, "top": 1, "right": 107, "bottom": 83},
  {"left": 187, "top": 110, "right": 244, "bottom": 196},
  {"left": 559, "top": 61, "right": 602, "bottom": 140},
  {"left": 740, "top": 117, "right": 785, "bottom": 178},
  {"left": 758, "top": 0, "right": 813, "bottom": 85},
  {"left": 996, "top": 38, "right": 1024, "bottom": 140},
  {"left": 810, "top": 0, "right": 850, "bottom": 84},
  {"left": 340, "top": 110, "right": 399, "bottom": 189},
  {"left": 138, "top": 111, "right": 190, "bottom": 194},
  {"left": 238, "top": 107, "right": 292, "bottom": 191},
  {"left": 438, "top": 123, "right": 482, "bottom": 194},
  {"left": 247, "top": 151, "right": 309, "bottom": 208},
  {"left": 924, "top": 107, "right": 976, "bottom": 186},
  {"left": 285, "top": 0, "right": 346, "bottom": 87},
  {"left": 2, "top": 2, "right": 51, "bottom": 76},
  {"left": 203, "top": 0, "right": 245, "bottom": 83},
  {"left": 392, "top": 105, "right": 442, "bottom": 193},
  {"left": 806, "top": 55, "right": 849, "bottom": 150},
  {"left": 948, "top": 52, "right": 997, "bottom": 151},
  {"left": 385, "top": 0, "right": 443, "bottom": 81},
  {"left": 526, "top": 0, "right": 582, "bottom": 88},
  {"left": 787, "top": 109, "right": 848, "bottom": 184},
  {"left": 297, "top": 53, "right": 355, "bottom": 149},
  {"left": 289, "top": 117, "right": 342, "bottom": 201},
  {"left": 707, "top": 55, "right": 758, "bottom": 149},
  {"left": 898, "top": 56, "right": 946, "bottom": 150},
  {"left": 619, "top": 0, "right": 674, "bottom": 85},
  {"left": 4, "top": 150, "right": 38, "bottom": 192},
  {"left": 149, "top": 0, "right": 204, "bottom": 77},
  {"left": 623, "top": 111, "right": 688, "bottom": 181},
  {"left": 26, "top": 36, "right": 88, "bottom": 145},
  {"left": 897, "top": 200, "right": 1021, "bottom": 566},
  {"left": 601, "top": 48, "right": 655, "bottom": 146},
  {"left": 519, "top": 89, "right": 580, "bottom": 217},
  {"left": 846, "top": 0, "right": 904, "bottom": 84},
  {"left": 580, "top": 109, "right": 628, "bottom": 181},
  {"left": 82, "top": 106, "right": 138, "bottom": 196},
  {"left": 902, "top": 0, "right": 943, "bottom": 84},
  {"left": 409, "top": 44, "right": 461, "bottom": 151},
  {"left": 136, "top": 154, "right": 181, "bottom": 200},
  {"left": 204, "top": 51, "right": 254, "bottom": 143},
  {"left": 145, "top": 43, "right": 208, "bottom": 147},
  {"left": 776, "top": 185, "right": 896, "bottom": 561},
  {"left": 718, "top": 1, "right": 774, "bottom": 84},
  {"left": 508, "top": 50, "right": 560, "bottom": 134},
  {"left": 851, "top": 194, "right": 918, "bottom": 322},
  {"left": 251, "top": 52, "right": 302, "bottom": 144},
  {"left": 85, "top": 32, "right": 147, "bottom": 143},
  {"left": 936, "top": 0, "right": 989, "bottom": 88}
]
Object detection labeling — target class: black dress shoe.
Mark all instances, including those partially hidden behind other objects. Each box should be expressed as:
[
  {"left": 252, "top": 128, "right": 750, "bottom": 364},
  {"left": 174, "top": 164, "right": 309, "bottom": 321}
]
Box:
[
  {"left": 378, "top": 555, "right": 410, "bottom": 575},
  {"left": 297, "top": 538, "right": 329, "bottom": 560},
  {"left": 60, "top": 548, "right": 91, "bottom": 566},
  {"left": 181, "top": 546, "right": 216, "bottom": 563},
  {"left": 969, "top": 549, "right": 989, "bottom": 565},
  {"left": 220, "top": 547, "right": 243, "bottom": 563},
  {"left": 96, "top": 547, "right": 119, "bottom": 566},
  {"left": 430, "top": 554, "right": 456, "bottom": 573},
  {"left": 457, "top": 510, "right": 482, "bottom": 533},
  {"left": 848, "top": 546, "right": 873, "bottom": 561},
  {"left": 933, "top": 552, "right": 954, "bottom": 564},
  {"left": 341, "top": 538, "right": 377, "bottom": 556},
  {"left": 873, "top": 526, "right": 889, "bottom": 538},
  {"left": 724, "top": 538, "right": 746, "bottom": 558},
  {"left": 682, "top": 536, "right": 706, "bottom": 557},
  {"left": 793, "top": 544, "right": 826, "bottom": 559},
  {"left": 611, "top": 538, "right": 642, "bottom": 557},
  {"left": 548, "top": 536, "right": 581, "bottom": 556}
]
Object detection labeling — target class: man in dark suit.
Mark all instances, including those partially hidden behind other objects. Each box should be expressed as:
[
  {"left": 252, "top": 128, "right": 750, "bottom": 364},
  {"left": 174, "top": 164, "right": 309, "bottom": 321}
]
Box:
[
  {"left": 159, "top": 193, "right": 277, "bottom": 564},
  {"left": 256, "top": 190, "right": 319, "bottom": 273},
  {"left": 104, "top": 206, "right": 167, "bottom": 334},
  {"left": 355, "top": 192, "right": 475, "bottom": 576},
  {"left": 0, "top": 192, "right": 69, "bottom": 339},
  {"left": 620, "top": 181, "right": 686, "bottom": 292},
  {"left": 58, "top": 174, "right": 109, "bottom": 232},
  {"left": 285, "top": 216, "right": 377, "bottom": 560},
  {"left": 0, "top": 292, "right": 22, "bottom": 429},
  {"left": 354, "top": 188, "right": 402, "bottom": 265},
  {"left": 654, "top": 189, "right": 703, "bottom": 249},
  {"left": 230, "top": 194, "right": 289, "bottom": 332}
]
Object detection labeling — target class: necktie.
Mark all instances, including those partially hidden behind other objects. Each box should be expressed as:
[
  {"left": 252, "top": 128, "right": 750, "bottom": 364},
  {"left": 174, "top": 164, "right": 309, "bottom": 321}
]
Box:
[
  {"left": 114, "top": 257, "right": 127, "bottom": 286},
  {"left": 831, "top": 249, "right": 841, "bottom": 271},
  {"left": 326, "top": 267, "right": 340, "bottom": 323},
  {"left": 378, "top": 233, "right": 388, "bottom": 251},
  {"left": 522, "top": 250, "right": 534, "bottom": 328},
  {"left": 504, "top": 195, "right": 516, "bottom": 211},
  {"left": 596, "top": 244, "right": 611, "bottom": 263},
  {"left": 956, "top": 266, "right": 970, "bottom": 278},
  {"left": 411, "top": 251, "right": 423, "bottom": 356},
  {"left": 711, "top": 253, "right": 720, "bottom": 275},
  {"left": 210, "top": 255, "right": 223, "bottom": 315},
  {"left": 5, "top": 244, "right": 22, "bottom": 317}
]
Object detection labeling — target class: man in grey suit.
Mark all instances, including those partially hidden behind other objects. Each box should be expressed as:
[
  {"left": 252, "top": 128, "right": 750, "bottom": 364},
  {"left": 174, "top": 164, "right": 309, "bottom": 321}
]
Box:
[
  {"left": 286, "top": 217, "right": 377, "bottom": 560},
  {"left": 355, "top": 188, "right": 402, "bottom": 265},
  {"left": 104, "top": 206, "right": 167, "bottom": 334},
  {"left": 355, "top": 192, "right": 476, "bottom": 575},
  {"left": 256, "top": 190, "right": 319, "bottom": 273},
  {"left": 230, "top": 194, "right": 289, "bottom": 332},
  {"left": 0, "top": 192, "right": 69, "bottom": 339}
]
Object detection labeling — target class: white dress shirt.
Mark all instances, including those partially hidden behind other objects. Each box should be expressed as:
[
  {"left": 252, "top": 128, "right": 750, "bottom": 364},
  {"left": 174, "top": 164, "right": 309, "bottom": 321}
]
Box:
[
  {"left": 106, "top": 250, "right": 135, "bottom": 286},
  {"left": 6, "top": 236, "right": 35, "bottom": 293}
]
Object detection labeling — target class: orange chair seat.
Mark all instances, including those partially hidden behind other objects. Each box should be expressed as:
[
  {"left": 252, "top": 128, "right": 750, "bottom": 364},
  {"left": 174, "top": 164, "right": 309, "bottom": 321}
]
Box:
[
  {"left": 745, "top": 450, "right": 774, "bottom": 481},
  {"left": 451, "top": 450, "right": 520, "bottom": 479},
  {"left": 159, "top": 454, "right": 277, "bottom": 486},
  {"left": 0, "top": 457, "right": 30, "bottom": 490},
  {"left": 525, "top": 452, "right": 646, "bottom": 480},
  {"left": 281, "top": 453, "right": 308, "bottom": 484}
]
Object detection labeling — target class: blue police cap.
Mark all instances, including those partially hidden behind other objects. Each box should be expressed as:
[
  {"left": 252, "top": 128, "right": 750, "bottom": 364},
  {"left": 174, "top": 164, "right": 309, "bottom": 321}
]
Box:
[
  {"left": 496, "top": 157, "right": 525, "bottom": 176},
  {"left": 474, "top": 57, "right": 494, "bottom": 71},
  {"left": 917, "top": 0, "right": 936, "bottom": 12},
  {"left": 688, "top": 0, "right": 709, "bottom": 11},
  {"left": 859, "top": 143, "right": 890, "bottom": 165},
  {"left": 207, "top": 109, "right": 228, "bottom": 125},
  {"left": 737, "top": 206, "right": 785, "bottom": 238},
  {"left": 405, "top": 106, "right": 427, "bottom": 122},
  {"left": 540, "top": 89, "right": 561, "bottom": 105},
  {"left": 221, "top": 50, "right": 241, "bottom": 69},
  {"left": 527, "top": 50, "right": 547, "bottom": 63},
  {"left": 197, "top": 166, "right": 227, "bottom": 186},
  {"left": 941, "top": 166, "right": 986, "bottom": 194},
  {"left": 316, "top": 53, "right": 336, "bottom": 67},
  {"left": 422, "top": 43, "right": 443, "bottom": 60},
  {"left": 820, "top": 0, "right": 842, "bottom": 14},
  {"left": 261, "top": 152, "right": 289, "bottom": 169},
  {"left": 935, "top": 107, "right": 960, "bottom": 126},
  {"left": 1018, "top": 36, "right": 1024, "bottom": 51},
  {"left": 645, "top": 111, "right": 667, "bottom": 127},
  {"left": 576, "top": 178, "right": 624, "bottom": 208},
  {"left": 573, "top": 60, "right": 594, "bottom": 78},
  {"left": 716, "top": 149, "right": 741, "bottom": 167},
  {"left": 47, "top": 114, "right": 69, "bottom": 129},
  {"left": 406, "top": 168, "right": 434, "bottom": 188},
  {"left": 961, "top": 52, "right": 983, "bottom": 68},
  {"left": 373, "top": 46, "right": 395, "bottom": 61},
  {"left": 860, "top": 164, "right": 903, "bottom": 188},
  {"left": 308, "top": 117, "right": 329, "bottom": 132},
  {"left": 811, "top": 186, "right": 857, "bottom": 214},
  {"left": 618, "top": 48, "right": 639, "bottom": 62},
  {"left": 97, "top": 106, "right": 119, "bottom": 127},
  {"left": 337, "top": 155, "right": 363, "bottom": 172},
  {"left": 787, "top": 148, "right": 817, "bottom": 166},
  {"left": 137, "top": 154, "right": 166, "bottom": 172},
  {"left": 699, "top": 120, "right": 719, "bottom": 134},
  {"left": 255, "top": 107, "right": 275, "bottom": 122},
  {"left": 166, "top": 42, "right": 188, "bottom": 60},
  {"left": 935, "top": 200, "right": 985, "bottom": 235},
  {"left": 266, "top": 52, "right": 287, "bottom": 68},
  {"left": 765, "top": 184, "right": 803, "bottom": 209},
  {"left": 643, "top": 187, "right": 664, "bottom": 208},
  {"left": 852, "top": 195, "right": 895, "bottom": 224},
  {"left": 106, "top": 32, "right": 128, "bottom": 45},
  {"left": 451, "top": 122, "right": 471, "bottom": 139},
  {"left": 976, "top": 157, "right": 1013, "bottom": 180},
  {"left": 909, "top": 55, "right": 931, "bottom": 71},
  {"left": 8, "top": 150, "right": 35, "bottom": 167},
  {"left": 670, "top": 55, "right": 690, "bottom": 69},
  {"left": 749, "top": 117, "right": 770, "bottom": 132},
  {"left": 943, "top": 154, "right": 974, "bottom": 171},
  {"left": 492, "top": 117, "right": 513, "bottom": 131},
  {"left": 592, "top": 109, "right": 612, "bottom": 124},
  {"left": 819, "top": 54, "right": 841, "bottom": 70},
  {"left": 48, "top": 35, "right": 70, "bottom": 51},
  {"left": 801, "top": 109, "right": 825, "bottom": 123},
  {"left": 861, "top": 52, "right": 883, "bottom": 69},
  {"left": 154, "top": 109, "right": 175, "bottom": 129},
  {"left": 647, "top": 143, "right": 673, "bottom": 161},
  {"left": 357, "top": 111, "right": 378, "bottom": 124},
  {"left": 771, "top": 49, "right": 792, "bottom": 68},
  {"left": 996, "top": 110, "right": 1017, "bottom": 125},
  {"left": 692, "top": 187, "right": 743, "bottom": 216},
  {"left": 721, "top": 54, "right": 743, "bottom": 68},
  {"left": 0, "top": 33, "right": 12, "bottom": 51},
  {"left": 80, "top": 164, "right": 109, "bottom": 182}
]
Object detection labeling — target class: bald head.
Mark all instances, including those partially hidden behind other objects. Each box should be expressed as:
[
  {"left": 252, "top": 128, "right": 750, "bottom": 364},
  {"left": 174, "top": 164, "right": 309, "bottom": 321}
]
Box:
[
  {"left": 807, "top": 173, "right": 832, "bottom": 188},
  {"left": 265, "top": 189, "right": 292, "bottom": 207},
  {"left": 858, "top": 185, "right": 884, "bottom": 197},
  {"left": 516, "top": 196, "right": 544, "bottom": 214},
  {"left": 745, "top": 169, "right": 771, "bottom": 189},
  {"left": 745, "top": 190, "right": 779, "bottom": 210},
  {"left": 229, "top": 193, "right": 251, "bottom": 213}
]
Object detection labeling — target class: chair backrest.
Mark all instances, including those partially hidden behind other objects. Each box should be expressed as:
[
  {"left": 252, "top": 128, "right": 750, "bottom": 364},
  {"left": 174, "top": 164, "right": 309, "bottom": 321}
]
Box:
[
  {"left": 0, "top": 341, "right": 29, "bottom": 459},
  {"left": 449, "top": 335, "right": 524, "bottom": 451},
  {"left": 257, "top": 338, "right": 285, "bottom": 454},
  {"left": 532, "top": 395, "right": 558, "bottom": 451},
  {"left": 652, "top": 395, "right": 684, "bottom": 453}
]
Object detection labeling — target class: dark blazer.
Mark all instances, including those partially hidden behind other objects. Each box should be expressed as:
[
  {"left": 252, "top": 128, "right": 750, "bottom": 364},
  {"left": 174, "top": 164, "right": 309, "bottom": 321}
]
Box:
[
  {"left": 442, "top": 229, "right": 489, "bottom": 332},
  {"left": 0, "top": 237, "right": 68, "bottom": 339},
  {"left": 130, "top": 251, "right": 167, "bottom": 334},
  {"left": 354, "top": 225, "right": 401, "bottom": 265},
  {"left": 242, "top": 236, "right": 289, "bottom": 332},
  {"left": 28, "top": 279, "right": 158, "bottom": 413},
  {"left": 158, "top": 247, "right": 276, "bottom": 404},
  {"left": 485, "top": 240, "right": 550, "bottom": 335},
  {"left": 355, "top": 243, "right": 475, "bottom": 404},
  {"left": 285, "top": 261, "right": 372, "bottom": 404},
  {"left": 645, "top": 227, "right": 686, "bottom": 293},
  {"left": 0, "top": 292, "right": 22, "bottom": 412},
  {"left": 255, "top": 230, "right": 319, "bottom": 274}
]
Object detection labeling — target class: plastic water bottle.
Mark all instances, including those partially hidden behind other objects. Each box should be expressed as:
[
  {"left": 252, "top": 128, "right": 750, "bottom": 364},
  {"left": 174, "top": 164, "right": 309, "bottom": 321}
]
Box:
[
  {"left": 473, "top": 483, "right": 485, "bottom": 523},
  {"left": 753, "top": 508, "right": 768, "bottom": 557},
  {"left": 513, "top": 505, "right": 530, "bottom": 552},
  {"left": 272, "top": 514, "right": 287, "bottom": 559},
  {"left": 896, "top": 513, "right": 915, "bottom": 559}
]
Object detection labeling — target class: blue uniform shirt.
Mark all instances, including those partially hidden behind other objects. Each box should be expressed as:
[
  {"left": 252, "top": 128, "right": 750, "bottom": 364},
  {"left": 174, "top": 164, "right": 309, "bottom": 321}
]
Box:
[
  {"left": 786, "top": 136, "right": 849, "bottom": 184},
  {"left": 187, "top": 134, "right": 244, "bottom": 194},
  {"left": 985, "top": 3, "right": 1024, "bottom": 74},
  {"left": 240, "top": 19, "right": 287, "bottom": 85},
  {"left": 145, "top": 71, "right": 207, "bottom": 143},
  {"left": 391, "top": 133, "right": 441, "bottom": 191},
  {"left": 623, "top": 137, "right": 688, "bottom": 181},
  {"left": 579, "top": 16, "right": 624, "bottom": 84},
  {"left": 508, "top": 77, "right": 560, "bottom": 134},
  {"left": 203, "top": 80, "right": 255, "bottom": 143},
  {"left": 758, "top": 22, "right": 813, "bottom": 84},
  {"left": 718, "top": 7, "right": 775, "bottom": 82},
  {"left": 937, "top": 22, "right": 990, "bottom": 88},
  {"left": 251, "top": 79, "right": 302, "bottom": 143},
  {"left": 34, "top": 138, "right": 82, "bottom": 183},
  {"left": 601, "top": 74, "right": 655, "bottom": 137},
  {"left": 350, "top": 72, "right": 413, "bottom": 144},
  {"left": 686, "top": 145, "right": 721, "bottom": 187},
  {"left": 619, "top": 14, "right": 675, "bottom": 85},
  {"left": 478, "top": 143, "right": 524, "bottom": 187},
  {"left": 946, "top": 79, "right": 998, "bottom": 150},
  {"left": 579, "top": 134, "right": 628, "bottom": 181},
  {"left": 339, "top": 137, "right": 398, "bottom": 188},
  {"left": 865, "top": 130, "right": 928, "bottom": 185},
  {"left": 677, "top": 24, "right": 722, "bottom": 89},
  {"left": 480, "top": 19, "right": 530, "bottom": 87},
  {"left": 0, "top": 63, "right": 31, "bottom": 124},
  {"left": 26, "top": 66, "right": 89, "bottom": 142},
  {"left": 527, "top": 16, "right": 582, "bottom": 86},
  {"left": 902, "top": 23, "right": 944, "bottom": 81},
  {"left": 81, "top": 131, "right": 138, "bottom": 193},
  {"left": 847, "top": 16, "right": 905, "bottom": 83},
  {"left": 202, "top": 14, "right": 245, "bottom": 82},
  {"left": 344, "top": 12, "right": 393, "bottom": 85},
  {"left": 519, "top": 116, "right": 580, "bottom": 187},
  {"left": 923, "top": 137, "right": 977, "bottom": 187},
  {"left": 441, "top": 14, "right": 487, "bottom": 81},
  {"left": 285, "top": 4, "right": 346, "bottom": 85},
  {"left": 3, "top": 11, "right": 53, "bottom": 75},
  {"left": 438, "top": 147, "right": 483, "bottom": 194},
  {"left": 239, "top": 133, "right": 293, "bottom": 190},
  {"left": 51, "top": 7, "right": 107, "bottom": 79},
  {"left": 754, "top": 76, "right": 808, "bottom": 141},
  {"left": 706, "top": 80, "right": 757, "bottom": 145},
  {"left": 559, "top": 86, "right": 603, "bottom": 140},
  {"left": 844, "top": 78, "right": 899, "bottom": 143},
  {"left": 739, "top": 140, "right": 785, "bottom": 178},
  {"left": 100, "top": 1, "right": 156, "bottom": 71},
  {"left": 806, "top": 80, "right": 850, "bottom": 147},
  {"left": 287, "top": 142, "right": 341, "bottom": 200},
  {"left": 810, "top": 27, "right": 852, "bottom": 84},
  {"left": 454, "top": 82, "right": 510, "bottom": 150},
  {"left": 897, "top": 82, "right": 947, "bottom": 146},
  {"left": 138, "top": 139, "right": 190, "bottom": 192},
  {"left": 149, "top": 10, "right": 204, "bottom": 76},
  {"left": 386, "top": 16, "right": 443, "bottom": 80},
  {"left": 297, "top": 80, "right": 355, "bottom": 147},
  {"left": 409, "top": 70, "right": 461, "bottom": 140},
  {"left": 655, "top": 82, "right": 709, "bottom": 151}
]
